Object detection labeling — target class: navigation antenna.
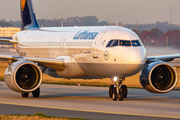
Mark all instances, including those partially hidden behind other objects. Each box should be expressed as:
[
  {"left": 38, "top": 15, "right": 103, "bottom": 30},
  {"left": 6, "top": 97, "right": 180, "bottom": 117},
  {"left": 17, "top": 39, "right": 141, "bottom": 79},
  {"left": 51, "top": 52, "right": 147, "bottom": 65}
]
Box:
[
  {"left": 61, "top": 21, "right": 64, "bottom": 27},
  {"left": 116, "top": 21, "right": 118, "bottom": 26}
]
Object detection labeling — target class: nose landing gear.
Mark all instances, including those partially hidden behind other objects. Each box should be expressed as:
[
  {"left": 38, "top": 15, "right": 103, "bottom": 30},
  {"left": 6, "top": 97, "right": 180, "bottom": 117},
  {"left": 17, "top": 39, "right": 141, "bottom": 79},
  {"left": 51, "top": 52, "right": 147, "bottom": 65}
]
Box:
[{"left": 109, "top": 76, "right": 128, "bottom": 101}]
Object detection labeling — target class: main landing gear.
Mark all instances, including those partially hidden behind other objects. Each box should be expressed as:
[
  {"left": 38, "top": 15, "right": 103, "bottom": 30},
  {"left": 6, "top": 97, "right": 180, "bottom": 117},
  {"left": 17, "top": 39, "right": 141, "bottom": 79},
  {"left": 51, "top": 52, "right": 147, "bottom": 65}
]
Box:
[
  {"left": 21, "top": 87, "right": 40, "bottom": 98},
  {"left": 109, "top": 76, "right": 128, "bottom": 101}
]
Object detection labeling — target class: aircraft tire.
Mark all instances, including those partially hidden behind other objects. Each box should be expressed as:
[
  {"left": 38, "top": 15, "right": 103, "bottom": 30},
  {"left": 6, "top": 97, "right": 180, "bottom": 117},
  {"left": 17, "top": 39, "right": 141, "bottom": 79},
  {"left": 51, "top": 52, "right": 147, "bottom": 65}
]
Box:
[
  {"left": 112, "top": 91, "right": 117, "bottom": 101},
  {"left": 121, "top": 85, "right": 128, "bottom": 98},
  {"left": 32, "top": 87, "right": 40, "bottom": 97},
  {"left": 21, "top": 92, "right": 29, "bottom": 97},
  {"left": 109, "top": 85, "right": 115, "bottom": 98},
  {"left": 118, "top": 88, "right": 124, "bottom": 101}
]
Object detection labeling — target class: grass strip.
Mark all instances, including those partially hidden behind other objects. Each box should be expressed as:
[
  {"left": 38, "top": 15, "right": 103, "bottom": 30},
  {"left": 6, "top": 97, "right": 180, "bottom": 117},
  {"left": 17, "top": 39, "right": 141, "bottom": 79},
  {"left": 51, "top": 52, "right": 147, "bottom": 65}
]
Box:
[{"left": 0, "top": 112, "right": 91, "bottom": 120}]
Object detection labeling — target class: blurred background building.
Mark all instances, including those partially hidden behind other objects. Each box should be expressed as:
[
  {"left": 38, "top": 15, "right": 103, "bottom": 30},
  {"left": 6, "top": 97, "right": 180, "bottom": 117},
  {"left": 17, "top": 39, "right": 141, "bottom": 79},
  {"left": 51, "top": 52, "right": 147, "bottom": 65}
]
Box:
[
  {"left": 0, "top": 27, "right": 21, "bottom": 37},
  {"left": 0, "top": 27, "right": 21, "bottom": 52}
]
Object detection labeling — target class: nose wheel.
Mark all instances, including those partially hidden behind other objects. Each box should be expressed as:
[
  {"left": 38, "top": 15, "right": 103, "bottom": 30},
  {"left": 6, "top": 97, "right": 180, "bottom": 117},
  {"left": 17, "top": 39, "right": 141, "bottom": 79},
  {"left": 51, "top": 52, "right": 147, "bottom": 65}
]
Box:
[
  {"left": 109, "top": 85, "right": 115, "bottom": 98},
  {"left": 121, "top": 85, "right": 127, "bottom": 98},
  {"left": 109, "top": 76, "right": 128, "bottom": 101}
]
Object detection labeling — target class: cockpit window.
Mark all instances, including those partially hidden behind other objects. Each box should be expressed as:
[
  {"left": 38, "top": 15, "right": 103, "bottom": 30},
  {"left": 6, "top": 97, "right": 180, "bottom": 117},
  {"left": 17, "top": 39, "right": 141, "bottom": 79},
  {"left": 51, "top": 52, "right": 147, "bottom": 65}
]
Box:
[
  {"left": 111, "top": 40, "right": 119, "bottom": 47},
  {"left": 131, "top": 40, "right": 141, "bottom": 46},
  {"left": 119, "top": 40, "right": 131, "bottom": 46},
  {"left": 106, "top": 40, "right": 114, "bottom": 47},
  {"left": 106, "top": 39, "right": 141, "bottom": 47}
]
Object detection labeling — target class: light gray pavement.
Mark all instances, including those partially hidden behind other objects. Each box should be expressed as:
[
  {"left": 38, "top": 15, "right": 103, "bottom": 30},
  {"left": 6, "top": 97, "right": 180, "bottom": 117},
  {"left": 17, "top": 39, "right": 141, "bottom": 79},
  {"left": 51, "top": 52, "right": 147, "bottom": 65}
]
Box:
[{"left": 0, "top": 82, "right": 180, "bottom": 120}]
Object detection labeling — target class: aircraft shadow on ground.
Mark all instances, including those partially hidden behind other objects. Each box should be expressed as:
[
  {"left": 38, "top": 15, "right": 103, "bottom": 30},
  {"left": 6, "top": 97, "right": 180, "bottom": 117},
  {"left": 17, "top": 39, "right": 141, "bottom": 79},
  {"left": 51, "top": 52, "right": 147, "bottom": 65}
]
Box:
[{"left": 38, "top": 91, "right": 108, "bottom": 99}]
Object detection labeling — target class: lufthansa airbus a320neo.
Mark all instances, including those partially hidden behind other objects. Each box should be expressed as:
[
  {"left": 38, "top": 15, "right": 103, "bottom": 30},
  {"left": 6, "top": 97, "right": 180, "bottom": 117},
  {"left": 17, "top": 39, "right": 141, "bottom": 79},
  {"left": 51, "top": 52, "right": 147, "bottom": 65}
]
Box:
[{"left": 0, "top": 0, "right": 180, "bottom": 101}]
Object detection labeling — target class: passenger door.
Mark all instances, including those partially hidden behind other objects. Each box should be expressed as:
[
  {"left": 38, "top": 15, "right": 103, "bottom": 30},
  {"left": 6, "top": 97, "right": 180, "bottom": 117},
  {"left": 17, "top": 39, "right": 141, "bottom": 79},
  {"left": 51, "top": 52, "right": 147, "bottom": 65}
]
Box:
[{"left": 93, "top": 32, "right": 105, "bottom": 59}]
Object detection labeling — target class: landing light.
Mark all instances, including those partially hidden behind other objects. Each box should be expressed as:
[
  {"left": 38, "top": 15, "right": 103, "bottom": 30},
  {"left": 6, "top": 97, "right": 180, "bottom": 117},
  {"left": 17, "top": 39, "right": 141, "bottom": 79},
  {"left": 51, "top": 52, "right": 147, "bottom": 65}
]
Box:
[
  {"left": 114, "top": 76, "right": 118, "bottom": 81},
  {"left": 111, "top": 76, "right": 121, "bottom": 83}
]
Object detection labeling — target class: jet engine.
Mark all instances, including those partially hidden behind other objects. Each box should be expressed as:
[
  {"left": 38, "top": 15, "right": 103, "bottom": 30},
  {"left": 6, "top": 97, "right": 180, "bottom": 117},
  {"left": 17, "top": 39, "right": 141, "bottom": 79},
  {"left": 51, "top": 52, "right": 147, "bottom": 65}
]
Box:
[
  {"left": 140, "top": 61, "right": 178, "bottom": 93},
  {"left": 4, "top": 60, "right": 42, "bottom": 93}
]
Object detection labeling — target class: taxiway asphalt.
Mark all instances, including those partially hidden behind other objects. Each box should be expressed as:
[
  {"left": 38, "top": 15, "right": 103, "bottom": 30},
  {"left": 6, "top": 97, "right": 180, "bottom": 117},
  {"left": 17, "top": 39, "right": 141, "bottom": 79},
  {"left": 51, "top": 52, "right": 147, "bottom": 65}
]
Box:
[{"left": 0, "top": 82, "right": 180, "bottom": 120}]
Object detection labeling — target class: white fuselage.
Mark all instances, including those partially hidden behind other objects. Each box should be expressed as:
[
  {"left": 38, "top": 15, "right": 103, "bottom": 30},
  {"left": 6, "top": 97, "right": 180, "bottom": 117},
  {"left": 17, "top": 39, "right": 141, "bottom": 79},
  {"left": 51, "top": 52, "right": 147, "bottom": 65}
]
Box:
[{"left": 13, "top": 26, "right": 146, "bottom": 79}]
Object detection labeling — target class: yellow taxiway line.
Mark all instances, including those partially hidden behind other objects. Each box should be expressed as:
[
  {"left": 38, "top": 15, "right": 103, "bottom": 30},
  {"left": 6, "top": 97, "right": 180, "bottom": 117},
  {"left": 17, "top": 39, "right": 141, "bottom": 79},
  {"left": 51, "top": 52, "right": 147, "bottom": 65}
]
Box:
[{"left": 0, "top": 102, "right": 180, "bottom": 119}]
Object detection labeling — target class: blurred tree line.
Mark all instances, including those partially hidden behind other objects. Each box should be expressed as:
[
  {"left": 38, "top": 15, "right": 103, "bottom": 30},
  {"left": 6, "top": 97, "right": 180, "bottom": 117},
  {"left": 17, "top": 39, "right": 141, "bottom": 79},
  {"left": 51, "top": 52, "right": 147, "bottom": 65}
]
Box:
[
  {"left": 124, "top": 22, "right": 180, "bottom": 33},
  {"left": 7, "top": 16, "right": 109, "bottom": 28},
  {"left": 132, "top": 28, "right": 180, "bottom": 48},
  {"left": 0, "top": 19, "right": 14, "bottom": 27},
  {"left": 3, "top": 16, "right": 180, "bottom": 33},
  {"left": 2, "top": 16, "right": 180, "bottom": 48}
]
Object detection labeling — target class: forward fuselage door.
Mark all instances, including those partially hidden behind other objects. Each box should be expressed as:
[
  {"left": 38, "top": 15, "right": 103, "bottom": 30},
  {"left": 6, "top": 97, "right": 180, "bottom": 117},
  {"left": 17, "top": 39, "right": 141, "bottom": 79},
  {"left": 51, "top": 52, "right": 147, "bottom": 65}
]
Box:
[{"left": 93, "top": 32, "right": 105, "bottom": 58}]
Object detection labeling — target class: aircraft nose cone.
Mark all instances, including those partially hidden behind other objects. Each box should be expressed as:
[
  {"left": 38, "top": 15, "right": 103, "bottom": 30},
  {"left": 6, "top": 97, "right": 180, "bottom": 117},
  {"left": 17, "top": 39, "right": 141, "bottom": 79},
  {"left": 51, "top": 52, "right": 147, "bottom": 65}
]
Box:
[
  {"left": 124, "top": 47, "right": 146, "bottom": 75},
  {"left": 128, "top": 48, "right": 146, "bottom": 64}
]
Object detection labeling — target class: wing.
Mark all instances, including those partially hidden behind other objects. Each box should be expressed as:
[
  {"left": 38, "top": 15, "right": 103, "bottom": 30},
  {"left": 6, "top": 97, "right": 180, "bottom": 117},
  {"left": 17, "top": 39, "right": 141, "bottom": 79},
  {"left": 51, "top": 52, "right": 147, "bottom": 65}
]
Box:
[
  {"left": 0, "top": 55, "right": 65, "bottom": 71},
  {"left": 147, "top": 54, "right": 180, "bottom": 62},
  {"left": 0, "top": 38, "right": 17, "bottom": 43},
  {"left": 0, "top": 39, "right": 65, "bottom": 71}
]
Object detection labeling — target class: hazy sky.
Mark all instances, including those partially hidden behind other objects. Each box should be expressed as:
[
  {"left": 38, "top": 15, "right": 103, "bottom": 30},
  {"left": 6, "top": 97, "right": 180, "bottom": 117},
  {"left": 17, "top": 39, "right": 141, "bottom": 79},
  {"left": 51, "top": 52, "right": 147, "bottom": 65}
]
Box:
[{"left": 0, "top": 0, "right": 180, "bottom": 25}]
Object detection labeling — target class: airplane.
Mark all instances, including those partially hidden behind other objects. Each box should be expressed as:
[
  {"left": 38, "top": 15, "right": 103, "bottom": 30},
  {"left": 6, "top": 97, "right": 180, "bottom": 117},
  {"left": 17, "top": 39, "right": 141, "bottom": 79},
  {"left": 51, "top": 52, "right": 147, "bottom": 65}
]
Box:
[{"left": 0, "top": 0, "right": 180, "bottom": 101}]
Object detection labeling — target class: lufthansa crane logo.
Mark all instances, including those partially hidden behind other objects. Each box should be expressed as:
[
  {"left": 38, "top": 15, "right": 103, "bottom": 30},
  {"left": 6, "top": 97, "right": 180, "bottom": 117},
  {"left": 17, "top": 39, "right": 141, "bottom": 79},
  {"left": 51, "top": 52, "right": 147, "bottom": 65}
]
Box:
[
  {"left": 21, "top": 0, "right": 26, "bottom": 11},
  {"left": 104, "top": 51, "right": 109, "bottom": 60}
]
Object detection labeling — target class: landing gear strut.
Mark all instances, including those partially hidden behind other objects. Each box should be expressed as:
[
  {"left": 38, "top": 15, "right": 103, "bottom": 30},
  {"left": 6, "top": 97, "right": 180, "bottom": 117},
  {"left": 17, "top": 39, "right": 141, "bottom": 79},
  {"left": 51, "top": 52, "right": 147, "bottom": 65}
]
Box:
[{"left": 109, "top": 76, "right": 128, "bottom": 101}]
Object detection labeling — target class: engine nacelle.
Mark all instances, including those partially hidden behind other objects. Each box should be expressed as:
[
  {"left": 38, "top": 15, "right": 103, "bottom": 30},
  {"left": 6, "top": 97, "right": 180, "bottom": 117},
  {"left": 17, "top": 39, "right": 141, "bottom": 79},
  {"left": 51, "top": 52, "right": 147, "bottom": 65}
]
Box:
[
  {"left": 4, "top": 60, "right": 42, "bottom": 93},
  {"left": 140, "top": 61, "right": 178, "bottom": 93}
]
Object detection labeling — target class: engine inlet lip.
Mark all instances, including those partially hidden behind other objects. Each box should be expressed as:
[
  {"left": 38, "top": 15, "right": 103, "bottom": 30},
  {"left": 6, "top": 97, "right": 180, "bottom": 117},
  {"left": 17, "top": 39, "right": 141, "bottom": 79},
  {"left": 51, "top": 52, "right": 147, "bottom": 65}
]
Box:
[
  {"left": 148, "top": 62, "right": 178, "bottom": 93},
  {"left": 13, "top": 61, "right": 43, "bottom": 92}
]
